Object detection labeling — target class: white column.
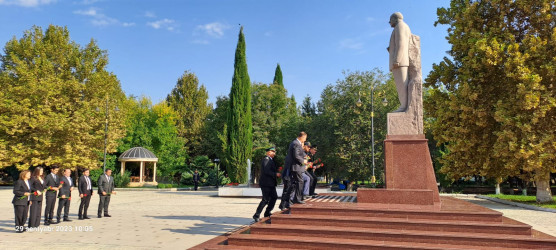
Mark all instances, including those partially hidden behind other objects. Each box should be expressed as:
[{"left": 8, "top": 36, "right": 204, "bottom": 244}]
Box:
[
  {"left": 121, "top": 161, "right": 125, "bottom": 176},
  {"left": 140, "top": 161, "right": 144, "bottom": 183},
  {"left": 153, "top": 162, "right": 157, "bottom": 182}
]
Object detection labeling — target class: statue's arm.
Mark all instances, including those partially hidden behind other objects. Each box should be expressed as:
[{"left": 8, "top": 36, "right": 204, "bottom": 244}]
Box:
[{"left": 394, "top": 24, "right": 410, "bottom": 66}]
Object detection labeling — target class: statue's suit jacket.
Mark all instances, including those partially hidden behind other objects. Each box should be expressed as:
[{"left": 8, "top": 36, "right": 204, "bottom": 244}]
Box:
[{"left": 389, "top": 20, "right": 411, "bottom": 71}]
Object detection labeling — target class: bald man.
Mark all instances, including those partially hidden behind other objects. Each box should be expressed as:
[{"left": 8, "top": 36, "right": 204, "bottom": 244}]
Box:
[{"left": 387, "top": 12, "right": 411, "bottom": 112}]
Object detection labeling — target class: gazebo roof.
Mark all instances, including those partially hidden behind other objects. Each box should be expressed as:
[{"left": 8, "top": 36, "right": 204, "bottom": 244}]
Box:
[{"left": 118, "top": 147, "right": 158, "bottom": 162}]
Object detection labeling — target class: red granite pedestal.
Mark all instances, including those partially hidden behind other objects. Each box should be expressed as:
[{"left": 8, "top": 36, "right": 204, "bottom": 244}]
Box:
[{"left": 357, "top": 134, "right": 440, "bottom": 208}]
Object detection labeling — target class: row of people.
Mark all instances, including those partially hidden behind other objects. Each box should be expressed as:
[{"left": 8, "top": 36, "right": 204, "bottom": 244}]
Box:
[
  {"left": 12, "top": 166, "right": 116, "bottom": 233},
  {"left": 253, "top": 131, "right": 322, "bottom": 221}
]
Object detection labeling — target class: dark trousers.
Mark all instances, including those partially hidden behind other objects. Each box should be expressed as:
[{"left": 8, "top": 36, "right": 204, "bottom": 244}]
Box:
[
  {"left": 44, "top": 194, "right": 56, "bottom": 221},
  {"left": 98, "top": 195, "right": 111, "bottom": 215},
  {"left": 254, "top": 186, "right": 277, "bottom": 218},
  {"left": 308, "top": 170, "right": 317, "bottom": 195},
  {"left": 279, "top": 177, "right": 292, "bottom": 208},
  {"left": 28, "top": 199, "right": 42, "bottom": 227},
  {"left": 194, "top": 181, "right": 199, "bottom": 191},
  {"left": 79, "top": 194, "right": 92, "bottom": 217},
  {"left": 291, "top": 170, "right": 304, "bottom": 203},
  {"left": 14, "top": 203, "right": 29, "bottom": 232},
  {"left": 57, "top": 198, "right": 70, "bottom": 220}
]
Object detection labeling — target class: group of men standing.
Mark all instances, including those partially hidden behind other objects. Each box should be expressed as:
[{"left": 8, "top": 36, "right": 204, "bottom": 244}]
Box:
[
  {"left": 253, "top": 131, "right": 321, "bottom": 221},
  {"left": 12, "top": 165, "right": 116, "bottom": 232}
]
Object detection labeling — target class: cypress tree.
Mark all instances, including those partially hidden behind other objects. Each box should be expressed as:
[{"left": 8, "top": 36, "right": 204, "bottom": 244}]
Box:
[
  {"left": 225, "top": 27, "right": 253, "bottom": 183},
  {"left": 273, "top": 63, "right": 283, "bottom": 86}
]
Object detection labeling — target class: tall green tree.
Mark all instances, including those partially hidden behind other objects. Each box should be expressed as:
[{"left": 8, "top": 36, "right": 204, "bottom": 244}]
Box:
[
  {"left": 0, "top": 25, "right": 127, "bottom": 170},
  {"left": 201, "top": 96, "right": 229, "bottom": 161},
  {"left": 426, "top": 0, "right": 556, "bottom": 202},
  {"left": 118, "top": 97, "right": 188, "bottom": 179},
  {"left": 166, "top": 70, "right": 212, "bottom": 156},
  {"left": 316, "top": 70, "right": 397, "bottom": 182},
  {"left": 301, "top": 95, "right": 317, "bottom": 117},
  {"left": 225, "top": 27, "right": 253, "bottom": 183},
  {"left": 273, "top": 63, "right": 283, "bottom": 86}
]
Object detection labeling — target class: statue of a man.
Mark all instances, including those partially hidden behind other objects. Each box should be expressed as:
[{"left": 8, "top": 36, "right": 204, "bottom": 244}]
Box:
[{"left": 387, "top": 12, "right": 411, "bottom": 112}]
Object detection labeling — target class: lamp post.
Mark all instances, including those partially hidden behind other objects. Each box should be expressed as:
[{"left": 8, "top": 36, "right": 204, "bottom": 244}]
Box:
[
  {"left": 357, "top": 87, "right": 388, "bottom": 187},
  {"left": 97, "top": 97, "right": 119, "bottom": 173},
  {"left": 214, "top": 158, "right": 220, "bottom": 188}
]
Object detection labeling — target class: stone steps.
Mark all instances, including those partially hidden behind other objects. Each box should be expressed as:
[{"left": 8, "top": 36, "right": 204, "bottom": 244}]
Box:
[
  {"left": 290, "top": 203, "right": 504, "bottom": 223},
  {"left": 227, "top": 234, "right": 512, "bottom": 250},
  {"left": 248, "top": 223, "right": 556, "bottom": 249},
  {"left": 270, "top": 213, "right": 532, "bottom": 235}
]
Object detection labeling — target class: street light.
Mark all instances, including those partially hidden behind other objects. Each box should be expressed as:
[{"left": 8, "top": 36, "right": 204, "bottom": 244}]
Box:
[
  {"left": 97, "top": 97, "right": 119, "bottom": 173},
  {"left": 214, "top": 158, "right": 220, "bottom": 188},
  {"left": 359, "top": 87, "right": 388, "bottom": 187}
]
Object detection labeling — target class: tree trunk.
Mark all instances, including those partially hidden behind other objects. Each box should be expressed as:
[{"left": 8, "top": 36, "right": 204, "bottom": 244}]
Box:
[{"left": 535, "top": 172, "right": 553, "bottom": 203}]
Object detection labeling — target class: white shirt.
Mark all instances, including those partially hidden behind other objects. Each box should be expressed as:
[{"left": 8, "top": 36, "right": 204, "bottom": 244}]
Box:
[
  {"left": 85, "top": 176, "right": 91, "bottom": 190},
  {"left": 66, "top": 176, "right": 73, "bottom": 187},
  {"left": 24, "top": 180, "right": 31, "bottom": 201}
]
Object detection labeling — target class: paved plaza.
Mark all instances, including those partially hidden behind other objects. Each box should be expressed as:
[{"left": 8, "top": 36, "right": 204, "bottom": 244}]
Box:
[{"left": 0, "top": 189, "right": 554, "bottom": 249}]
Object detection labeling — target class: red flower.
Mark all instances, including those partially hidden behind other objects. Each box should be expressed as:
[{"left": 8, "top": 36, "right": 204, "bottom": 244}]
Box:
[
  {"left": 68, "top": 197, "right": 71, "bottom": 201},
  {"left": 60, "top": 181, "right": 64, "bottom": 184},
  {"left": 33, "top": 191, "right": 38, "bottom": 196},
  {"left": 84, "top": 194, "right": 87, "bottom": 197}
]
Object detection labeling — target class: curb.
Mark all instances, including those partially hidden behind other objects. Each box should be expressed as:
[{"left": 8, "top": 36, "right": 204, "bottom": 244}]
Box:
[
  {"left": 476, "top": 195, "right": 556, "bottom": 213},
  {"left": 115, "top": 187, "right": 218, "bottom": 191}
]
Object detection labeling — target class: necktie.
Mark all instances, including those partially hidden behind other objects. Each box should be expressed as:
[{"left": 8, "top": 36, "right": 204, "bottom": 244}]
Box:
[{"left": 86, "top": 177, "right": 91, "bottom": 190}]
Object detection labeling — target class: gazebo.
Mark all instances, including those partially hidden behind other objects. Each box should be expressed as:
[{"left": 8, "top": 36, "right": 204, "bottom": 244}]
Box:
[{"left": 118, "top": 147, "right": 158, "bottom": 187}]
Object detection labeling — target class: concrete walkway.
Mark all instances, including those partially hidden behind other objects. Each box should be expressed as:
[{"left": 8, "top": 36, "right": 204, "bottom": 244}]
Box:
[
  {"left": 457, "top": 196, "right": 556, "bottom": 237},
  {"left": 1, "top": 189, "right": 554, "bottom": 249},
  {"left": 0, "top": 189, "right": 263, "bottom": 249}
]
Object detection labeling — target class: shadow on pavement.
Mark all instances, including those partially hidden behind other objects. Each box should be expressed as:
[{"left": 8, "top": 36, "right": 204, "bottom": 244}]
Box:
[{"left": 147, "top": 215, "right": 252, "bottom": 236}]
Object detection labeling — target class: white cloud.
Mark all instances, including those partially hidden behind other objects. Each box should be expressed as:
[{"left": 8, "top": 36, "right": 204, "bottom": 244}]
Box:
[
  {"left": 144, "top": 11, "right": 156, "bottom": 18},
  {"left": 73, "top": 7, "right": 134, "bottom": 27},
  {"left": 78, "top": 0, "right": 101, "bottom": 4},
  {"left": 339, "top": 38, "right": 364, "bottom": 50},
  {"left": 147, "top": 18, "right": 177, "bottom": 31},
  {"left": 196, "top": 22, "right": 230, "bottom": 38},
  {"left": 0, "top": 0, "right": 56, "bottom": 7}
]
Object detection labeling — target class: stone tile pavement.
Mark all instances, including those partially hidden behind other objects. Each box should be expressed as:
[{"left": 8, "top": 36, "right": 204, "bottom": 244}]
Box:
[
  {"left": 1, "top": 189, "right": 554, "bottom": 249},
  {"left": 0, "top": 189, "right": 265, "bottom": 249}
]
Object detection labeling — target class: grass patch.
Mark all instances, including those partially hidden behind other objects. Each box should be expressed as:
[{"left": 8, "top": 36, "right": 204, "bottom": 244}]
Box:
[{"left": 486, "top": 194, "right": 556, "bottom": 209}]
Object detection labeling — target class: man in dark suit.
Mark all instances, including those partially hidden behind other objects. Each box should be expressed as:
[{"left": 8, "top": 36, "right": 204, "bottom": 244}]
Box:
[
  {"left": 44, "top": 165, "right": 60, "bottom": 225},
  {"left": 98, "top": 169, "right": 116, "bottom": 218},
  {"left": 56, "top": 168, "right": 73, "bottom": 222},
  {"left": 78, "top": 169, "right": 93, "bottom": 220},
  {"left": 193, "top": 170, "right": 199, "bottom": 191},
  {"left": 253, "top": 147, "right": 280, "bottom": 222},
  {"left": 279, "top": 131, "right": 307, "bottom": 209}
]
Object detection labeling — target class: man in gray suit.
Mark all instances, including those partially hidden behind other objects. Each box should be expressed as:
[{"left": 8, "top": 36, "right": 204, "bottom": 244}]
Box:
[
  {"left": 97, "top": 169, "right": 116, "bottom": 218},
  {"left": 286, "top": 132, "right": 308, "bottom": 205},
  {"left": 387, "top": 12, "right": 411, "bottom": 112}
]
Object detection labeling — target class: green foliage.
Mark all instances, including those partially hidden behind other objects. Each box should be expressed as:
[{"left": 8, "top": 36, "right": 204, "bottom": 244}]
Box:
[
  {"left": 273, "top": 63, "right": 283, "bottom": 86},
  {"left": 225, "top": 27, "right": 253, "bottom": 183},
  {"left": 486, "top": 194, "right": 556, "bottom": 209},
  {"left": 314, "top": 69, "right": 398, "bottom": 182},
  {"left": 118, "top": 97, "right": 188, "bottom": 181},
  {"left": 166, "top": 70, "right": 212, "bottom": 156},
  {"left": 0, "top": 25, "right": 127, "bottom": 170},
  {"left": 201, "top": 96, "right": 229, "bottom": 161},
  {"left": 113, "top": 170, "right": 131, "bottom": 188},
  {"left": 89, "top": 168, "right": 104, "bottom": 187},
  {"left": 426, "top": 0, "right": 556, "bottom": 202}
]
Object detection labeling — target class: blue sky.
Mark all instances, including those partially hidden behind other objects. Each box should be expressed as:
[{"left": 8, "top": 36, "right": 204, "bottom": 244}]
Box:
[{"left": 0, "top": 0, "right": 451, "bottom": 106}]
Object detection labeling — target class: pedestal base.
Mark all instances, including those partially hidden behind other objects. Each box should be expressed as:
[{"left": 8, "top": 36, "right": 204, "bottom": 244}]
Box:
[{"left": 358, "top": 134, "right": 440, "bottom": 206}]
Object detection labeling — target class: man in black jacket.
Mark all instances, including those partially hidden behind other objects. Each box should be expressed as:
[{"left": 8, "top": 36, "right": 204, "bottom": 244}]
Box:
[
  {"left": 43, "top": 165, "right": 60, "bottom": 225},
  {"left": 279, "top": 131, "right": 307, "bottom": 209},
  {"left": 78, "top": 169, "right": 93, "bottom": 220},
  {"left": 193, "top": 170, "right": 199, "bottom": 191},
  {"left": 56, "top": 168, "right": 73, "bottom": 222},
  {"left": 253, "top": 147, "right": 280, "bottom": 222}
]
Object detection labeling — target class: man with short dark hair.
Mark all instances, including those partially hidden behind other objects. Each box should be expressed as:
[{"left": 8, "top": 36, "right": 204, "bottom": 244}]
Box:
[
  {"left": 253, "top": 147, "right": 280, "bottom": 222},
  {"left": 98, "top": 169, "right": 116, "bottom": 218},
  {"left": 56, "top": 168, "right": 73, "bottom": 223},
  {"left": 44, "top": 165, "right": 60, "bottom": 225},
  {"left": 78, "top": 169, "right": 93, "bottom": 220},
  {"left": 279, "top": 132, "right": 307, "bottom": 209}
]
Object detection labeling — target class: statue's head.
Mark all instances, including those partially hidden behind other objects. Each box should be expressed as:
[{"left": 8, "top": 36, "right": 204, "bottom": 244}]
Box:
[{"left": 389, "top": 12, "right": 403, "bottom": 27}]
